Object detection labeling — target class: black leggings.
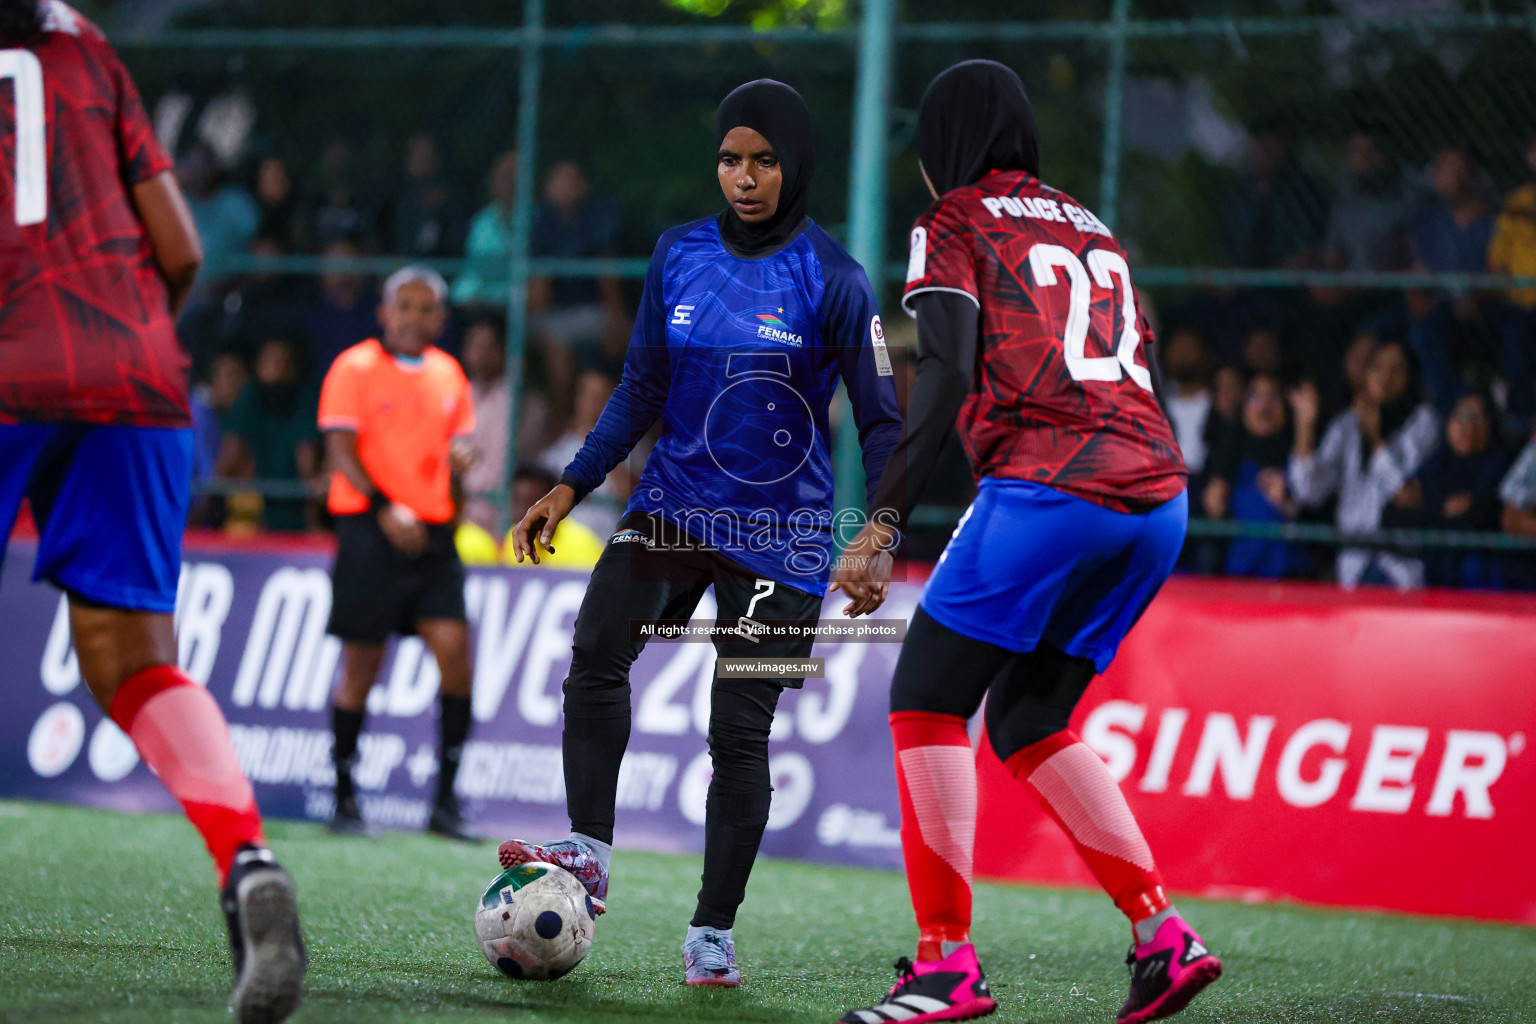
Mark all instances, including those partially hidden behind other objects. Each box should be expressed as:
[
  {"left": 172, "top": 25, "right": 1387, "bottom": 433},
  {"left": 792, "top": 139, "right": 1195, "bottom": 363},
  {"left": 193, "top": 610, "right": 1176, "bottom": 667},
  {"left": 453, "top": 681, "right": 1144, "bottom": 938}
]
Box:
[
  {"left": 890, "top": 606, "right": 1097, "bottom": 763},
  {"left": 561, "top": 513, "right": 820, "bottom": 929}
]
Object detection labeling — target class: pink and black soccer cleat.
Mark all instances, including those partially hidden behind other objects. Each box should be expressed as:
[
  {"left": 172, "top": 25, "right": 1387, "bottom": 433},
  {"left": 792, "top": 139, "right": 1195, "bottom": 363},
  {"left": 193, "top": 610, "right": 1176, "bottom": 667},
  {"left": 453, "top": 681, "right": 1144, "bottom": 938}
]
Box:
[
  {"left": 496, "top": 837, "right": 607, "bottom": 915},
  {"left": 838, "top": 944, "right": 996, "bottom": 1023},
  {"left": 1117, "top": 917, "right": 1222, "bottom": 1024}
]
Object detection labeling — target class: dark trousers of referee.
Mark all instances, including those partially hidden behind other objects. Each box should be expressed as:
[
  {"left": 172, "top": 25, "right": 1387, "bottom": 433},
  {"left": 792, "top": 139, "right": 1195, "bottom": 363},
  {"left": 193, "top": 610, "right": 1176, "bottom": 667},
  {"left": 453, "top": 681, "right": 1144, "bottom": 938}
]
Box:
[{"left": 563, "top": 512, "right": 822, "bottom": 929}]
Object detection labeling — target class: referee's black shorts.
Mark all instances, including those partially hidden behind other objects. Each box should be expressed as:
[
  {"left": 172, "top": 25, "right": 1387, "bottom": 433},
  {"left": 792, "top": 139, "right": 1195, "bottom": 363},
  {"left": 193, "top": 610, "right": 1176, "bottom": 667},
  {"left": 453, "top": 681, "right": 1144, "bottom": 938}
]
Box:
[{"left": 327, "top": 512, "right": 467, "bottom": 644}]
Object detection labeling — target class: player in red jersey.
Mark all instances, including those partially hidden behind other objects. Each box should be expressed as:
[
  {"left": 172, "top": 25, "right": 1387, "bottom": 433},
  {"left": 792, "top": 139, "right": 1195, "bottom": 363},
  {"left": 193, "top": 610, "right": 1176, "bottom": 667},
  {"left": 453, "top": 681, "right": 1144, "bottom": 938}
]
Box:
[
  {"left": 0, "top": 4, "right": 304, "bottom": 1020},
  {"left": 833, "top": 62, "right": 1219, "bottom": 1024}
]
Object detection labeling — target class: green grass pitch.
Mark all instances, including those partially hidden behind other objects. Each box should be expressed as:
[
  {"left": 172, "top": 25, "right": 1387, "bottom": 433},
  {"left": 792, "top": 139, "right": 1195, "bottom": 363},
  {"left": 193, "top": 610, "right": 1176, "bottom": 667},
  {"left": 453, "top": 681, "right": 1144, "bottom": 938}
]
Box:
[{"left": 1, "top": 800, "right": 1531, "bottom": 1024}]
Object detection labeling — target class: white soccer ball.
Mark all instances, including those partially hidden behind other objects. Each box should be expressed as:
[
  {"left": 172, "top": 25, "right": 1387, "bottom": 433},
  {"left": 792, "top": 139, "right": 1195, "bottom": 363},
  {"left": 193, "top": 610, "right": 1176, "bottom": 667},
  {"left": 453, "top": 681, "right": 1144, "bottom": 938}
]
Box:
[{"left": 474, "top": 862, "right": 596, "bottom": 980}]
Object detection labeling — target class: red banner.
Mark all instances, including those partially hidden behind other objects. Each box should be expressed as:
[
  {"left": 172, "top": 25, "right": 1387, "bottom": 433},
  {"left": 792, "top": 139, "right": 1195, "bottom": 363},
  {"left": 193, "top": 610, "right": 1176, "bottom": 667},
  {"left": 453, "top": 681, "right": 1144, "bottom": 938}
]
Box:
[{"left": 974, "top": 578, "right": 1536, "bottom": 924}]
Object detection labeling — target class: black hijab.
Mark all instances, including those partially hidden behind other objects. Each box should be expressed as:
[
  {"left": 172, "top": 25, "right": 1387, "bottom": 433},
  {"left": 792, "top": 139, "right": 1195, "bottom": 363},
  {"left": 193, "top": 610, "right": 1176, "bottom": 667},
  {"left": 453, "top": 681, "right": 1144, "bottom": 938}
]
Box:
[
  {"left": 0, "top": 0, "right": 45, "bottom": 47},
  {"left": 917, "top": 60, "right": 1040, "bottom": 197},
  {"left": 1378, "top": 342, "right": 1423, "bottom": 440},
  {"left": 715, "top": 79, "right": 815, "bottom": 258}
]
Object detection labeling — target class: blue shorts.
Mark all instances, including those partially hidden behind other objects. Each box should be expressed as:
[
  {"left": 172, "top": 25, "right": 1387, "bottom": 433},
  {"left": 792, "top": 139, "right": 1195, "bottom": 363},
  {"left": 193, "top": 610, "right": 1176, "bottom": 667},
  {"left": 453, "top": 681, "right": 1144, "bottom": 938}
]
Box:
[
  {"left": 921, "top": 478, "right": 1188, "bottom": 673},
  {"left": 0, "top": 424, "right": 192, "bottom": 613}
]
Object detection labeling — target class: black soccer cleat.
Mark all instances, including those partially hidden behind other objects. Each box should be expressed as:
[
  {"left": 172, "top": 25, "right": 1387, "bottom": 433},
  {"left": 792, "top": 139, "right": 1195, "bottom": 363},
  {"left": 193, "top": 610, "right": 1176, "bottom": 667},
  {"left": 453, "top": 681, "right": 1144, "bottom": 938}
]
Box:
[
  {"left": 839, "top": 944, "right": 996, "bottom": 1023},
  {"left": 427, "top": 794, "right": 476, "bottom": 842},
  {"left": 222, "top": 846, "right": 305, "bottom": 1024},
  {"left": 1117, "top": 916, "right": 1222, "bottom": 1024},
  {"left": 327, "top": 792, "right": 370, "bottom": 836}
]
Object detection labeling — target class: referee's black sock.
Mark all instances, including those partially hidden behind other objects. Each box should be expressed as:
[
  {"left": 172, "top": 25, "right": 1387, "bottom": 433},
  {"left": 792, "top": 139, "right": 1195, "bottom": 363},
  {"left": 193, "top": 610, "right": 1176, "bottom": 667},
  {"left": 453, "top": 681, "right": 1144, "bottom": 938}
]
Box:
[
  {"left": 436, "top": 693, "right": 473, "bottom": 808},
  {"left": 331, "top": 704, "right": 366, "bottom": 804}
]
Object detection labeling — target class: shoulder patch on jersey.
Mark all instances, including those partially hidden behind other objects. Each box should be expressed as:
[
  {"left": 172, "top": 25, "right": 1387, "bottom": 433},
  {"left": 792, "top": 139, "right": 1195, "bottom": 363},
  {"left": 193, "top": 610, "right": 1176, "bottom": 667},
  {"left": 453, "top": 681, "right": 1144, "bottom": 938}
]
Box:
[
  {"left": 907, "top": 226, "right": 928, "bottom": 284},
  {"left": 43, "top": 1, "right": 87, "bottom": 35},
  {"left": 870, "top": 315, "right": 893, "bottom": 376}
]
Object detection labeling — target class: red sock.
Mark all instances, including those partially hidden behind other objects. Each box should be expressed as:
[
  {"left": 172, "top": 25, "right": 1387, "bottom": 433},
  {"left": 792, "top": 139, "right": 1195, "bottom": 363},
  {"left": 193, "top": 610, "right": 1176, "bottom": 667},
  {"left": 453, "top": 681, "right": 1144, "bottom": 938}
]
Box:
[
  {"left": 109, "top": 665, "right": 264, "bottom": 886},
  {"left": 890, "top": 711, "right": 976, "bottom": 962},
  {"left": 1005, "top": 731, "right": 1170, "bottom": 928}
]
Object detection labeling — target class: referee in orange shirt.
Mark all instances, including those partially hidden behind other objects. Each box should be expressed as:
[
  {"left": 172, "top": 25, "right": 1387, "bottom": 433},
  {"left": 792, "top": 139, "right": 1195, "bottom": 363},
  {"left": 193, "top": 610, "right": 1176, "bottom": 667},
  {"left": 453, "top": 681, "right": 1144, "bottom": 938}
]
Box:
[{"left": 318, "top": 266, "right": 478, "bottom": 840}]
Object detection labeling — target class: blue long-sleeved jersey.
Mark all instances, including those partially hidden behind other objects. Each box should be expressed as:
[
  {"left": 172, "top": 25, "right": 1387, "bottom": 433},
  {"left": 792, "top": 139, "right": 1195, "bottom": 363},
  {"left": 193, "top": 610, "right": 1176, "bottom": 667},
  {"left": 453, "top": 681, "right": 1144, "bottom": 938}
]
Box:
[{"left": 562, "top": 217, "right": 903, "bottom": 595}]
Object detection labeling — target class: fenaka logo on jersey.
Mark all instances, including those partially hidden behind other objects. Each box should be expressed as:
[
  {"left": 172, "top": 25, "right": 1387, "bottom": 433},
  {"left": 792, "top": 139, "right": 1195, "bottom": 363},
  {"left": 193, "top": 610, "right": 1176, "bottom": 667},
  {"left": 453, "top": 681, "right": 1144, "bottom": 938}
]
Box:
[
  {"left": 756, "top": 314, "right": 803, "bottom": 347},
  {"left": 610, "top": 528, "right": 652, "bottom": 546}
]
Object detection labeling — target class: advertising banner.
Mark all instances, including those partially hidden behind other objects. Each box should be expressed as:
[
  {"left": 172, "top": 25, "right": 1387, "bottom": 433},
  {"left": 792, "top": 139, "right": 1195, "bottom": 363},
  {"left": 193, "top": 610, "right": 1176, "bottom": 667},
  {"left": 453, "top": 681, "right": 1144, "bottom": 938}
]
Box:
[
  {"left": 4, "top": 542, "right": 1533, "bottom": 923},
  {"left": 975, "top": 578, "right": 1536, "bottom": 925},
  {"left": 1, "top": 539, "right": 907, "bottom": 870}
]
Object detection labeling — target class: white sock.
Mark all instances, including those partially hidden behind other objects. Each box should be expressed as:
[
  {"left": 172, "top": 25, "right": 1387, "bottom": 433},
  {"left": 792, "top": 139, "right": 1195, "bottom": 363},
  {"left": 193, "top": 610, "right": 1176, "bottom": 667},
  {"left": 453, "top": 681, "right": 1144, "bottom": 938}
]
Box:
[
  {"left": 685, "top": 924, "right": 731, "bottom": 946},
  {"left": 1135, "top": 905, "right": 1180, "bottom": 945},
  {"left": 939, "top": 940, "right": 967, "bottom": 959},
  {"left": 569, "top": 831, "right": 612, "bottom": 874}
]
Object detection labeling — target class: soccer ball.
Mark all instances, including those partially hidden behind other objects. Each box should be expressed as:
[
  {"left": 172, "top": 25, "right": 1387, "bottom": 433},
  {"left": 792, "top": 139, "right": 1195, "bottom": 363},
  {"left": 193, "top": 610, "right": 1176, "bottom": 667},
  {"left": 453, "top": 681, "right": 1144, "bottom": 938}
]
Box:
[{"left": 474, "top": 862, "right": 596, "bottom": 980}]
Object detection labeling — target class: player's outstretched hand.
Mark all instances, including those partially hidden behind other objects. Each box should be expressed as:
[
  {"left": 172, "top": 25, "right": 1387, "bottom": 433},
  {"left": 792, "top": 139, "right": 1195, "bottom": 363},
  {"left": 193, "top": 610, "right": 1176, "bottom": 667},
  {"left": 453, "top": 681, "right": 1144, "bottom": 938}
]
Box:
[
  {"left": 378, "top": 503, "right": 428, "bottom": 557},
  {"left": 512, "top": 484, "right": 576, "bottom": 565},
  {"left": 831, "top": 521, "right": 895, "bottom": 618}
]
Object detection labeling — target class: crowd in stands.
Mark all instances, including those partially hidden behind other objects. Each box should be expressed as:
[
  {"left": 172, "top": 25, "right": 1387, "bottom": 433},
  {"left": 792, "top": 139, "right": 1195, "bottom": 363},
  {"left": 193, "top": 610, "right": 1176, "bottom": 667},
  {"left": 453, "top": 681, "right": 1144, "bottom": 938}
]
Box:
[
  {"left": 178, "top": 133, "right": 631, "bottom": 568},
  {"left": 1155, "top": 128, "right": 1536, "bottom": 590},
  {"left": 176, "top": 126, "right": 1536, "bottom": 589}
]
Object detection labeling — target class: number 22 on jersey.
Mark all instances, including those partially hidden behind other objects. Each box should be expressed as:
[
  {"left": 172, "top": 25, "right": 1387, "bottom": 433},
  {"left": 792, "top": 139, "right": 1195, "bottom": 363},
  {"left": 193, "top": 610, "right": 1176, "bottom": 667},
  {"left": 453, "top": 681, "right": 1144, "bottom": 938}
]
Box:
[
  {"left": 1027, "top": 242, "right": 1152, "bottom": 392},
  {"left": 1, "top": 48, "right": 47, "bottom": 226}
]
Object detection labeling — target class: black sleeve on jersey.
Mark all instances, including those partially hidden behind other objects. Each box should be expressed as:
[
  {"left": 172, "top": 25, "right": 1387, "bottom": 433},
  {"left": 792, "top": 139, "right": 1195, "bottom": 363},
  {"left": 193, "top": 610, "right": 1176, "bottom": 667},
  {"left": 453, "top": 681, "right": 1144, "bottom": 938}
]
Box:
[
  {"left": 868, "top": 290, "right": 979, "bottom": 529},
  {"left": 1144, "top": 339, "right": 1172, "bottom": 421}
]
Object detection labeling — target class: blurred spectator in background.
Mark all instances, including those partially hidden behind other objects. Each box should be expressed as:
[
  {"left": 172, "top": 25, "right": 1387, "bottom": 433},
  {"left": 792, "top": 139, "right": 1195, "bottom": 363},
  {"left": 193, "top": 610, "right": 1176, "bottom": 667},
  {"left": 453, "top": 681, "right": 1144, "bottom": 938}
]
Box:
[
  {"left": 1182, "top": 362, "right": 1246, "bottom": 572},
  {"left": 1408, "top": 146, "right": 1496, "bottom": 414},
  {"left": 1413, "top": 147, "right": 1494, "bottom": 274},
  {"left": 308, "top": 139, "right": 372, "bottom": 250},
  {"left": 1160, "top": 327, "right": 1215, "bottom": 480},
  {"left": 459, "top": 317, "right": 512, "bottom": 532},
  {"left": 1220, "top": 129, "right": 1328, "bottom": 269},
  {"left": 1289, "top": 340, "right": 1439, "bottom": 588},
  {"left": 190, "top": 352, "right": 249, "bottom": 483},
  {"left": 1241, "top": 326, "right": 1284, "bottom": 378},
  {"left": 1501, "top": 426, "right": 1536, "bottom": 529},
  {"left": 306, "top": 239, "right": 379, "bottom": 373},
  {"left": 1205, "top": 373, "right": 1307, "bottom": 578},
  {"left": 539, "top": 368, "right": 629, "bottom": 537},
  {"left": 1386, "top": 390, "right": 1507, "bottom": 587},
  {"left": 189, "top": 353, "right": 250, "bottom": 526},
  {"left": 1499, "top": 429, "right": 1536, "bottom": 590},
  {"left": 1208, "top": 364, "right": 1246, "bottom": 460},
  {"left": 215, "top": 338, "right": 322, "bottom": 532},
  {"left": 457, "top": 464, "right": 603, "bottom": 569},
  {"left": 255, "top": 156, "right": 305, "bottom": 253},
  {"left": 1322, "top": 131, "right": 1413, "bottom": 273},
  {"left": 529, "top": 160, "right": 626, "bottom": 420},
  {"left": 177, "top": 143, "right": 258, "bottom": 278},
  {"left": 1328, "top": 330, "right": 1380, "bottom": 420},
  {"left": 209, "top": 235, "right": 314, "bottom": 363},
  {"left": 1490, "top": 135, "right": 1536, "bottom": 433},
  {"left": 385, "top": 133, "right": 464, "bottom": 259},
  {"left": 453, "top": 149, "right": 519, "bottom": 307}
]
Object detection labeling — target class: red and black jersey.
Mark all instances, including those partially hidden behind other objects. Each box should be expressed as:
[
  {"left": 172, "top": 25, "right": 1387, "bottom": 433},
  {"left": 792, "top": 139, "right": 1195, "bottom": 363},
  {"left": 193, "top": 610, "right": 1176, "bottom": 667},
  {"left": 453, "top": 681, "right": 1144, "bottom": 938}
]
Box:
[
  {"left": 903, "top": 169, "right": 1186, "bottom": 513},
  {"left": 0, "top": 2, "right": 187, "bottom": 427}
]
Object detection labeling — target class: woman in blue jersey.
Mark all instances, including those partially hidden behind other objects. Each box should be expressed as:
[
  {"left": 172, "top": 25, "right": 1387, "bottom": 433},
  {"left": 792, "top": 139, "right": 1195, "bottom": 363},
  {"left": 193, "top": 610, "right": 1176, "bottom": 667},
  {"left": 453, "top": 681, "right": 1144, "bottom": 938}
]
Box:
[{"left": 495, "top": 80, "right": 902, "bottom": 986}]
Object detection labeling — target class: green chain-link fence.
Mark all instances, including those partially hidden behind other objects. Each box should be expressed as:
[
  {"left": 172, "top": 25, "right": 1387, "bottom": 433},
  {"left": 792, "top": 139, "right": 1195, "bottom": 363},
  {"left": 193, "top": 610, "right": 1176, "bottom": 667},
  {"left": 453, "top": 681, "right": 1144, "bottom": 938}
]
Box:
[{"left": 104, "top": 0, "right": 1536, "bottom": 579}]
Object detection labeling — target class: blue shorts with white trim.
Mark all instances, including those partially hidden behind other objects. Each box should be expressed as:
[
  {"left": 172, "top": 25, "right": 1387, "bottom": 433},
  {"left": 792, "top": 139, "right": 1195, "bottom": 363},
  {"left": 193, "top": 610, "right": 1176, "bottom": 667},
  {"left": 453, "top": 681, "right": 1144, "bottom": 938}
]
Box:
[
  {"left": 920, "top": 477, "right": 1187, "bottom": 673},
  {"left": 0, "top": 423, "right": 192, "bottom": 613}
]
